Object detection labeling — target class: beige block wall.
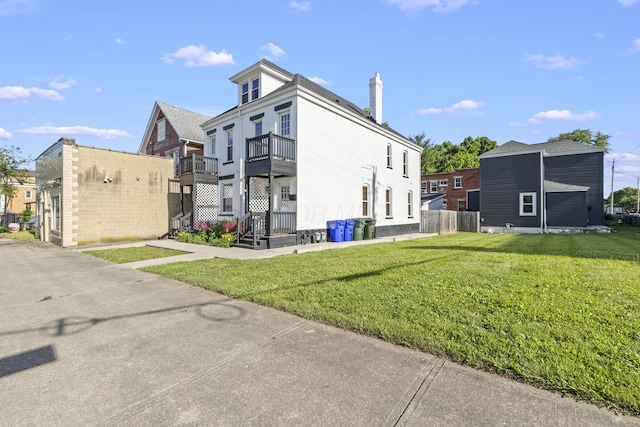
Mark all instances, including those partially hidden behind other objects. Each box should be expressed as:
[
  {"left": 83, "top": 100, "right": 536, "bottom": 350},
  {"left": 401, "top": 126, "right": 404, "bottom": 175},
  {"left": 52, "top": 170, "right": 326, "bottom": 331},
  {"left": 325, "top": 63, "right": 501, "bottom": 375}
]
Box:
[{"left": 75, "top": 146, "right": 175, "bottom": 245}]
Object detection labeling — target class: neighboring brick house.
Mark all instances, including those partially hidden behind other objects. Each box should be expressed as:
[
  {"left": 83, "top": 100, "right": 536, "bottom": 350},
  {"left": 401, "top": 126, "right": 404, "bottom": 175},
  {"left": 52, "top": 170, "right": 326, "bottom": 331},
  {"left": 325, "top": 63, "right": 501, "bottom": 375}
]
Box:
[
  {"left": 0, "top": 171, "right": 36, "bottom": 214},
  {"left": 138, "top": 101, "right": 212, "bottom": 177},
  {"left": 421, "top": 168, "right": 479, "bottom": 211}
]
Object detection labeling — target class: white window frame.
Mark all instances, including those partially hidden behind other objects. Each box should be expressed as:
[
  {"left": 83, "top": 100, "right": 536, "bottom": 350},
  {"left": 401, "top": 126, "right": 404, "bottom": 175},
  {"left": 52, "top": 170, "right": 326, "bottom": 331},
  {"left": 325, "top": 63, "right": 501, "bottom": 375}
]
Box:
[
  {"left": 226, "top": 129, "right": 233, "bottom": 162},
  {"left": 279, "top": 111, "right": 290, "bottom": 137},
  {"left": 519, "top": 192, "right": 537, "bottom": 216},
  {"left": 385, "top": 188, "right": 392, "bottom": 218},
  {"left": 386, "top": 144, "right": 392, "bottom": 169},
  {"left": 402, "top": 151, "right": 409, "bottom": 177},
  {"left": 25, "top": 190, "right": 32, "bottom": 199},
  {"left": 51, "top": 195, "right": 60, "bottom": 232},
  {"left": 172, "top": 150, "right": 180, "bottom": 178},
  {"left": 251, "top": 78, "right": 260, "bottom": 101},
  {"left": 430, "top": 181, "right": 437, "bottom": 193},
  {"left": 454, "top": 176, "right": 462, "bottom": 189},
  {"left": 241, "top": 82, "right": 249, "bottom": 104},
  {"left": 362, "top": 185, "right": 370, "bottom": 217},
  {"left": 222, "top": 183, "right": 233, "bottom": 213},
  {"left": 209, "top": 134, "right": 216, "bottom": 157},
  {"left": 157, "top": 119, "right": 166, "bottom": 142},
  {"left": 254, "top": 120, "right": 262, "bottom": 137},
  {"left": 439, "top": 179, "right": 448, "bottom": 187},
  {"left": 408, "top": 191, "right": 413, "bottom": 218},
  {"left": 421, "top": 182, "right": 427, "bottom": 194}
]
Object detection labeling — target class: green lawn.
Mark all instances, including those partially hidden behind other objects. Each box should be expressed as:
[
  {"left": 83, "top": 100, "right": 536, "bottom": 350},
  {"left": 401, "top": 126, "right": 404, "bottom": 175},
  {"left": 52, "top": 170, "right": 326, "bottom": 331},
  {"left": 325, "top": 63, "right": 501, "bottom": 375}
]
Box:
[
  {"left": 141, "top": 228, "right": 640, "bottom": 415},
  {"left": 0, "top": 231, "right": 36, "bottom": 241},
  {"left": 85, "top": 245, "right": 187, "bottom": 264}
]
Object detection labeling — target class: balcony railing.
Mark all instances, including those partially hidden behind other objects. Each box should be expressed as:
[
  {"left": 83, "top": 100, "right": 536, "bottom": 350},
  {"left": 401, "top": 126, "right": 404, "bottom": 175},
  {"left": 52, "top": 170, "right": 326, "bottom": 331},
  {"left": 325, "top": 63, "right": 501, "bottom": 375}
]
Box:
[
  {"left": 246, "top": 132, "right": 296, "bottom": 163},
  {"left": 180, "top": 154, "right": 218, "bottom": 176}
]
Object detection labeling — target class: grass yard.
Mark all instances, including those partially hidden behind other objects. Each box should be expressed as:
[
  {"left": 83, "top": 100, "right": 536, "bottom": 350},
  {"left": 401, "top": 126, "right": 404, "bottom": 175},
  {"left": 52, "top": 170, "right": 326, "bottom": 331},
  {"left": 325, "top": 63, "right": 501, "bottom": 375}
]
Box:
[
  {"left": 0, "top": 231, "right": 36, "bottom": 241},
  {"left": 142, "top": 227, "right": 640, "bottom": 415},
  {"left": 85, "top": 245, "right": 187, "bottom": 264}
]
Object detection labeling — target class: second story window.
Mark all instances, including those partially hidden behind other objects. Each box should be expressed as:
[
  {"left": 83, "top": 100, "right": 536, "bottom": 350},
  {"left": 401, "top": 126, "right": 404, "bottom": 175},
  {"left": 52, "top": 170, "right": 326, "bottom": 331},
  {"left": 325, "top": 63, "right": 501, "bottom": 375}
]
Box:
[
  {"left": 157, "top": 119, "right": 166, "bottom": 141},
  {"left": 454, "top": 176, "right": 462, "bottom": 188},
  {"left": 25, "top": 190, "right": 32, "bottom": 199},
  {"left": 430, "top": 181, "right": 437, "bottom": 193},
  {"left": 386, "top": 144, "right": 392, "bottom": 168},
  {"left": 254, "top": 120, "right": 262, "bottom": 137},
  {"left": 209, "top": 134, "right": 216, "bottom": 157},
  {"left": 280, "top": 112, "right": 290, "bottom": 136},
  {"left": 226, "top": 129, "right": 233, "bottom": 162},
  {"left": 421, "top": 182, "right": 427, "bottom": 193},
  {"left": 439, "top": 179, "right": 448, "bottom": 187}
]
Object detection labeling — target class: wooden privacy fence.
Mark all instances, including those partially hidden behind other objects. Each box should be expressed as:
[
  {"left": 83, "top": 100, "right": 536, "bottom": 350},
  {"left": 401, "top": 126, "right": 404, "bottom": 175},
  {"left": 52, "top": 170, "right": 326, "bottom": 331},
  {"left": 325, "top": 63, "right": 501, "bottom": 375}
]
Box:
[{"left": 420, "top": 210, "right": 480, "bottom": 234}]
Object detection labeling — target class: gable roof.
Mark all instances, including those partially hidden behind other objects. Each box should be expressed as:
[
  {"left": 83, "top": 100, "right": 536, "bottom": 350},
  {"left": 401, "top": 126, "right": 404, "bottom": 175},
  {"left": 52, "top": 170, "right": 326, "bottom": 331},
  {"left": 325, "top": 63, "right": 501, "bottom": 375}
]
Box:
[
  {"left": 480, "top": 139, "right": 604, "bottom": 159},
  {"left": 138, "top": 101, "right": 211, "bottom": 154}
]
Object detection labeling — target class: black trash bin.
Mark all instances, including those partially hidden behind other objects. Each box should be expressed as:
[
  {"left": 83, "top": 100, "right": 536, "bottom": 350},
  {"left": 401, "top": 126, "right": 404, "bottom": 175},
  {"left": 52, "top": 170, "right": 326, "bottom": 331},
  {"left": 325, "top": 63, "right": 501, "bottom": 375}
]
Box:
[{"left": 364, "top": 219, "right": 376, "bottom": 240}]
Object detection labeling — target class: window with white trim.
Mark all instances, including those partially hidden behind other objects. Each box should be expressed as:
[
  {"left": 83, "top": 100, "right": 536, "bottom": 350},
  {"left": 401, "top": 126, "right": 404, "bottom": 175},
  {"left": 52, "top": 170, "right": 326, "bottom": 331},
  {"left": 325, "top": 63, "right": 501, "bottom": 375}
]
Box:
[
  {"left": 226, "top": 129, "right": 233, "bottom": 162},
  {"left": 279, "top": 112, "right": 290, "bottom": 136},
  {"left": 280, "top": 185, "right": 291, "bottom": 208},
  {"left": 421, "top": 182, "right": 427, "bottom": 193},
  {"left": 385, "top": 188, "right": 392, "bottom": 218},
  {"left": 222, "top": 184, "right": 233, "bottom": 213},
  {"left": 430, "top": 181, "right": 437, "bottom": 193},
  {"left": 25, "top": 190, "right": 32, "bottom": 199},
  {"left": 157, "top": 119, "right": 166, "bottom": 142},
  {"left": 402, "top": 151, "right": 409, "bottom": 177},
  {"left": 254, "top": 120, "right": 262, "bottom": 137},
  {"left": 241, "top": 82, "right": 249, "bottom": 104},
  {"left": 439, "top": 179, "right": 448, "bottom": 187},
  {"left": 209, "top": 135, "right": 216, "bottom": 157},
  {"left": 519, "top": 192, "right": 536, "bottom": 216},
  {"left": 454, "top": 176, "right": 462, "bottom": 189},
  {"left": 386, "top": 144, "right": 392, "bottom": 168},
  {"left": 172, "top": 150, "right": 179, "bottom": 178},
  {"left": 51, "top": 195, "right": 60, "bottom": 232},
  {"left": 362, "top": 185, "right": 370, "bottom": 217},
  {"left": 251, "top": 78, "right": 260, "bottom": 100},
  {"left": 408, "top": 191, "right": 413, "bottom": 218}
]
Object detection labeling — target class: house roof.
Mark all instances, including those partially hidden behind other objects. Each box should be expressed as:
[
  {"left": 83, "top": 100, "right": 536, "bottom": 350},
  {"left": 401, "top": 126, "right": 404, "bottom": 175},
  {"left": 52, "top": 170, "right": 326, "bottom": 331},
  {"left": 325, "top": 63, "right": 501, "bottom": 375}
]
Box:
[
  {"left": 479, "top": 139, "right": 604, "bottom": 159},
  {"left": 421, "top": 193, "right": 445, "bottom": 204},
  {"left": 203, "top": 61, "right": 416, "bottom": 146},
  {"left": 138, "top": 101, "right": 212, "bottom": 154}
]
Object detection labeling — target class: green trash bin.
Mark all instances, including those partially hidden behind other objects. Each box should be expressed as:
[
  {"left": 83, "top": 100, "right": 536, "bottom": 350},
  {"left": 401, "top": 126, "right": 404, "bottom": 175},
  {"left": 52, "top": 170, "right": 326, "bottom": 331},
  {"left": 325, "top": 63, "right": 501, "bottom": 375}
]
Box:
[
  {"left": 353, "top": 218, "right": 366, "bottom": 241},
  {"left": 364, "top": 219, "right": 376, "bottom": 240}
]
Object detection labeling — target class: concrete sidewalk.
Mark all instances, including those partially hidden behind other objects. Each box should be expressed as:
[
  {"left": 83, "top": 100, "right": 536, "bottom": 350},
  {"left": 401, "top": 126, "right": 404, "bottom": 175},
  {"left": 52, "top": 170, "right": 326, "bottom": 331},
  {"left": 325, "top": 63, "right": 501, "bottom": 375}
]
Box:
[
  {"left": 1, "top": 237, "right": 638, "bottom": 426},
  {"left": 78, "top": 233, "right": 432, "bottom": 268}
]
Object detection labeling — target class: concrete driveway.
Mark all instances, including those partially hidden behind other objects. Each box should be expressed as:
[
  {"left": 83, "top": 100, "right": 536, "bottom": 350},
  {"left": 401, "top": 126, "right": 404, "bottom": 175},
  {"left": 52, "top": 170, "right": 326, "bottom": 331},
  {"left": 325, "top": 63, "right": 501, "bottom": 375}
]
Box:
[{"left": 0, "top": 237, "right": 638, "bottom": 426}]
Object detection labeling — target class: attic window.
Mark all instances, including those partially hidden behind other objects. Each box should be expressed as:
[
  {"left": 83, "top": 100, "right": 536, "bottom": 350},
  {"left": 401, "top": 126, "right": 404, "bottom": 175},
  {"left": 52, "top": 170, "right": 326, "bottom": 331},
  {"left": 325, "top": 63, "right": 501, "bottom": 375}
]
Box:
[
  {"left": 157, "top": 119, "right": 166, "bottom": 142},
  {"left": 242, "top": 78, "right": 260, "bottom": 104}
]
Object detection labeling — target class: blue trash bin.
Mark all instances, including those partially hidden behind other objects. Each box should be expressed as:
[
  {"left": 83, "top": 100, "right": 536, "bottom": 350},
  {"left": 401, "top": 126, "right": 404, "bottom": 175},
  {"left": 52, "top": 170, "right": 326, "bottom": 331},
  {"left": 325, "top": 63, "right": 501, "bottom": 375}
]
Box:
[
  {"left": 344, "top": 219, "right": 355, "bottom": 242},
  {"left": 334, "top": 227, "right": 344, "bottom": 242},
  {"left": 327, "top": 220, "right": 337, "bottom": 242}
]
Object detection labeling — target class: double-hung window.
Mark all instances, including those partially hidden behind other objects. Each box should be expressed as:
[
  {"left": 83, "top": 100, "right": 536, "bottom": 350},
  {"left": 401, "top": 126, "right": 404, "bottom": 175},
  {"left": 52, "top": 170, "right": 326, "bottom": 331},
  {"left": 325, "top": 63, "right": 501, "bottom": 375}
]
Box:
[
  {"left": 385, "top": 188, "right": 392, "bottom": 218},
  {"left": 222, "top": 184, "right": 233, "bottom": 213},
  {"left": 226, "top": 128, "right": 233, "bottom": 162},
  {"left": 241, "top": 83, "right": 249, "bottom": 104},
  {"left": 209, "top": 134, "right": 216, "bottom": 157},
  {"left": 280, "top": 112, "right": 290, "bottom": 136},
  {"left": 430, "top": 181, "right": 437, "bottom": 193},
  {"left": 454, "top": 176, "right": 462, "bottom": 189},
  {"left": 362, "top": 185, "right": 370, "bottom": 217},
  {"left": 402, "top": 151, "right": 408, "bottom": 177},
  {"left": 386, "top": 144, "right": 392, "bottom": 168},
  {"left": 421, "top": 182, "right": 427, "bottom": 194},
  {"left": 51, "top": 195, "right": 60, "bottom": 232},
  {"left": 157, "top": 119, "right": 166, "bottom": 141},
  {"left": 251, "top": 78, "right": 260, "bottom": 100},
  {"left": 408, "top": 191, "right": 413, "bottom": 218},
  {"left": 519, "top": 192, "right": 536, "bottom": 216}
]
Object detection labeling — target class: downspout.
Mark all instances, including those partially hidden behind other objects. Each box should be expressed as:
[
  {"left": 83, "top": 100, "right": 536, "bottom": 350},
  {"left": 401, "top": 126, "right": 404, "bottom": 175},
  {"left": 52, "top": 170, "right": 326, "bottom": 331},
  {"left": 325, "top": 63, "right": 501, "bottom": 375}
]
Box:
[{"left": 540, "top": 151, "right": 545, "bottom": 234}]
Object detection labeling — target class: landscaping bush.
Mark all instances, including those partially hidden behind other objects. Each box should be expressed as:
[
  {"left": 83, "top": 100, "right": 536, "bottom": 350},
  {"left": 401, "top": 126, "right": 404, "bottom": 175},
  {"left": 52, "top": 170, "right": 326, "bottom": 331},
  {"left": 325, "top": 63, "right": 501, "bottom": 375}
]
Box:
[{"left": 177, "top": 220, "right": 237, "bottom": 246}]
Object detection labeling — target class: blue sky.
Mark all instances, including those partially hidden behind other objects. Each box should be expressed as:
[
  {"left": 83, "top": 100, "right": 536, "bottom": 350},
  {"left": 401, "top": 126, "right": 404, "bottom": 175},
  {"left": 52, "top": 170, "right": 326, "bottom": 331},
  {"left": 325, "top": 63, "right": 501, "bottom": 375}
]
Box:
[{"left": 1, "top": 0, "right": 639, "bottom": 192}]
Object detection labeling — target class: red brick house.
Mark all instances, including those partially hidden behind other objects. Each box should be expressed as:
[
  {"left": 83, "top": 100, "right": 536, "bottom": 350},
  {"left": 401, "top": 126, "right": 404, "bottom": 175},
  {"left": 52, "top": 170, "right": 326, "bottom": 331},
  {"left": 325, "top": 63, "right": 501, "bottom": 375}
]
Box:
[
  {"left": 421, "top": 168, "right": 479, "bottom": 211},
  {"left": 138, "top": 101, "right": 211, "bottom": 177}
]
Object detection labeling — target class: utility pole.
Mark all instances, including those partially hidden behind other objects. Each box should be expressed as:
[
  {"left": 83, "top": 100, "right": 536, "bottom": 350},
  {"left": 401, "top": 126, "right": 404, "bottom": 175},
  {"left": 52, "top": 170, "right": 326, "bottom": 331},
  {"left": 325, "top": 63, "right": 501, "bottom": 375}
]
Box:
[{"left": 637, "top": 177, "right": 639, "bottom": 213}]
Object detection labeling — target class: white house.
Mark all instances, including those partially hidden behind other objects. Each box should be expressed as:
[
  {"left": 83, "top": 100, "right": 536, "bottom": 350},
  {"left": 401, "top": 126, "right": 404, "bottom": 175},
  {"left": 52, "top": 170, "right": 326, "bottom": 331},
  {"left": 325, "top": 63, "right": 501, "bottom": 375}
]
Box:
[{"left": 199, "top": 60, "right": 422, "bottom": 249}]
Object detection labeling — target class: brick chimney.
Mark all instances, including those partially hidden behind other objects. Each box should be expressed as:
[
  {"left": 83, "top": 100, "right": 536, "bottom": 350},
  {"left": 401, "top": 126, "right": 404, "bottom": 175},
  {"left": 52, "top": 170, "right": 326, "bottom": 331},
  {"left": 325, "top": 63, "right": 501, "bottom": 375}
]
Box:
[{"left": 369, "top": 72, "right": 383, "bottom": 124}]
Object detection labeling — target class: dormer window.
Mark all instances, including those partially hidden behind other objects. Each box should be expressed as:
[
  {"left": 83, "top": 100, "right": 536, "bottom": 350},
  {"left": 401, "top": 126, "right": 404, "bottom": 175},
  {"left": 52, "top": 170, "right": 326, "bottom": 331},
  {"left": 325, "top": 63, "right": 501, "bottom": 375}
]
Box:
[{"left": 241, "top": 77, "right": 260, "bottom": 104}]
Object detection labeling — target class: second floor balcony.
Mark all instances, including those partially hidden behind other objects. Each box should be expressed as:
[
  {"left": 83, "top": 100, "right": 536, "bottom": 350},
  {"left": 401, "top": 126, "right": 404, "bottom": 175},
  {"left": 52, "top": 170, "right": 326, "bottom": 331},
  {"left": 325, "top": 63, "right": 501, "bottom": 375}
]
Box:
[
  {"left": 245, "top": 132, "right": 296, "bottom": 177},
  {"left": 179, "top": 153, "right": 218, "bottom": 186}
]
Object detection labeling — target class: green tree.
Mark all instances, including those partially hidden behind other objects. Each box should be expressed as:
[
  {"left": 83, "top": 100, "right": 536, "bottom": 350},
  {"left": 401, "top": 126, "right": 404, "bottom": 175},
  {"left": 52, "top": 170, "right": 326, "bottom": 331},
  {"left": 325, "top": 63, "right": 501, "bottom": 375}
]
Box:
[
  {"left": 547, "top": 129, "right": 610, "bottom": 153},
  {"left": 409, "top": 133, "right": 434, "bottom": 174},
  {"left": 604, "top": 187, "right": 639, "bottom": 212},
  {"left": 0, "top": 146, "right": 31, "bottom": 225}
]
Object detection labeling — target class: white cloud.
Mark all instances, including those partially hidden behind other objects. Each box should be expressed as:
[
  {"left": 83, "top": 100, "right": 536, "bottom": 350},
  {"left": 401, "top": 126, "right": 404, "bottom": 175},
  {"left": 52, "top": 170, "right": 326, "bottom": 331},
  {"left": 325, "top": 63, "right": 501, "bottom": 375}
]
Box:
[
  {"left": 594, "top": 32, "right": 604, "bottom": 39},
  {"left": 446, "top": 99, "right": 484, "bottom": 113},
  {"left": 0, "top": 128, "right": 12, "bottom": 139},
  {"left": 417, "top": 99, "right": 483, "bottom": 115},
  {"left": 19, "top": 126, "right": 131, "bottom": 139},
  {"left": 261, "top": 43, "right": 286, "bottom": 61},
  {"left": 528, "top": 109, "right": 599, "bottom": 123},
  {"left": 290, "top": 1, "right": 310, "bottom": 11},
  {"left": 308, "top": 76, "right": 329, "bottom": 85},
  {"left": 387, "top": 0, "right": 469, "bottom": 12},
  {"left": 618, "top": 0, "right": 639, "bottom": 6},
  {"left": 0, "top": 85, "right": 63, "bottom": 102},
  {"left": 509, "top": 120, "right": 526, "bottom": 127},
  {"left": 49, "top": 75, "right": 76, "bottom": 90},
  {"left": 417, "top": 107, "right": 443, "bottom": 115},
  {"left": 0, "top": 0, "right": 32, "bottom": 17},
  {"left": 95, "top": 87, "right": 102, "bottom": 93},
  {"left": 29, "top": 87, "right": 64, "bottom": 101},
  {"left": 162, "top": 44, "right": 235, "bottom": 67},
  {"left": 632, "top": 38, "right": 640, "bottom": 52},
  {"left": 524, "top": 54, "right": 580, "bottom": 70},
  {"left": 115, "top": 38, "right": 125, "bottom": 44}
]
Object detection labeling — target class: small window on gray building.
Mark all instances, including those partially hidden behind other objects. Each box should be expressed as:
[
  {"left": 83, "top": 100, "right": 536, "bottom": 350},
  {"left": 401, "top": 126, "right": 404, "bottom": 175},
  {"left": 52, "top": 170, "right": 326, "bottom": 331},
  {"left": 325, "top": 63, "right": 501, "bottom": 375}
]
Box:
[{"left": 519, "top": 192, "right": 536, "bottom": 216}]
